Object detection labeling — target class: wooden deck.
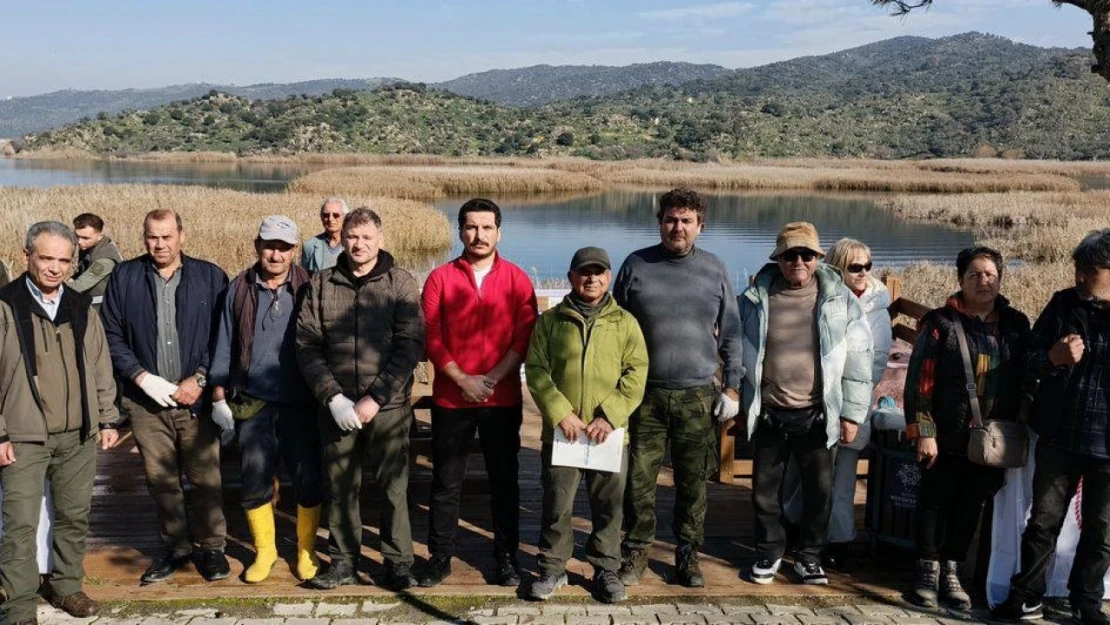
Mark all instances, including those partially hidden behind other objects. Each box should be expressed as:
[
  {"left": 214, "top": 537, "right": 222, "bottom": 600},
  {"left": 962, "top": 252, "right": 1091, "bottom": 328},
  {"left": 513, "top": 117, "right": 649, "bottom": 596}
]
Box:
[{"left": 76, "top": 380, "right": 920, "bottom": 603}]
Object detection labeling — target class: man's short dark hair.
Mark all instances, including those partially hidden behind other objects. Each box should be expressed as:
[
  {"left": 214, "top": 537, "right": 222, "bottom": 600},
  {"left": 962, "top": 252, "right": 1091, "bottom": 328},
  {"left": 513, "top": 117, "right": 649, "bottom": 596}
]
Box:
[
  {"left": 73, "top": 213, "right": 104, "bottom": 232},
  {"left": 956, "top": 245, "right": 1004, "bottom": 282},
  {"left": 656, "top": 187, "right": 707, "bottom": 223},
  {"left": 457, "top": 198, "right": 502, "bottom": 229},
  {"left": 1073, "top": 228, "right": 1110, "bottom": 270},
  {"left": 341, "top": 206, "right": 382, "bottom": 236}
]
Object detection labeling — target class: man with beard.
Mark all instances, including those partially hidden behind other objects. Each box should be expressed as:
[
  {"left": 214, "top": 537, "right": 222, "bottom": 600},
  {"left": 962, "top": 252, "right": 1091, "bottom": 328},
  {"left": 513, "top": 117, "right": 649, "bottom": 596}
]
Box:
[
  {"left": 614, "top": 187, "right": 743, "bottom": 588},
  {"left": 418, "top": 198, "right": 537, "bottom": 588},
  {"left": 70, "top": 213, "right": 122, "bottom": 310}
]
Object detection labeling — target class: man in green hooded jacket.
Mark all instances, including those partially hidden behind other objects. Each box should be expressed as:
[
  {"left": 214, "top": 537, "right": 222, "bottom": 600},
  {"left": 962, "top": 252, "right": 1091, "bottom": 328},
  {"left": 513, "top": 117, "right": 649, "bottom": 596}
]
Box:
[{"left": 525, "top": 246, "right": 648, "bottom": 604}]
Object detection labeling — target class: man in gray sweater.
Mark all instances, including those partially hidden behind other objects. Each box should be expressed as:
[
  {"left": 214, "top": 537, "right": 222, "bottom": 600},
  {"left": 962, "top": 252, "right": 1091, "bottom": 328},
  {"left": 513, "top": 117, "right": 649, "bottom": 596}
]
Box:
[{"left": 614, "top": 187, "right": 743, "bottom": 588}]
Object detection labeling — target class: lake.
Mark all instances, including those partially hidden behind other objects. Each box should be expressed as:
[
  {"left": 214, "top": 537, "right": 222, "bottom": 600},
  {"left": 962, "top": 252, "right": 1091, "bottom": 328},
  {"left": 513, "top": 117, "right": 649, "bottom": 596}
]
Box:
[{"left": 1, "top": 158, "right": 973, "bottom": 283}]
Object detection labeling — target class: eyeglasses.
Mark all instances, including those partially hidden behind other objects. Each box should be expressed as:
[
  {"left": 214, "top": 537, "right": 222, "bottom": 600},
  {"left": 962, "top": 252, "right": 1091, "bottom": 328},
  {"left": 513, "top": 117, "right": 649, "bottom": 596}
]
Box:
[
  {"left": 847, "top": 261, "right": 873, "bottom": 274},
  {"left": 320, "top": 213, "right": 343, "bottom": 221},
  {"left": 780, "top": 250, "right": 818, "bottom": 263}
]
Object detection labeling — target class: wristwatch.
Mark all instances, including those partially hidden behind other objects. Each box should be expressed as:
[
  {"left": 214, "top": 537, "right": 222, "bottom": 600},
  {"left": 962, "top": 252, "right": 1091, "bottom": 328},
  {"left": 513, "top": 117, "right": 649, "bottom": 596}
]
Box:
[{"left": 194, "top": 373, "right": 207, "bottom": 388}]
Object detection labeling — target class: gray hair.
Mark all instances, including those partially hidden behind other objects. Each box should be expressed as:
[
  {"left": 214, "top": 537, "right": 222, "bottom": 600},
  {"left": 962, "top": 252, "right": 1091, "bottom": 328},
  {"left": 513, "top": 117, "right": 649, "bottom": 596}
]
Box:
[
  {"left": 320, "top": 197, "right": 349, "bottom": 215},
  {"left": 25, "top": 221, "right": 78, "bottom": 256},
  {"left": 1073, "top": 228, "right": 1110, "bottom": 269}
]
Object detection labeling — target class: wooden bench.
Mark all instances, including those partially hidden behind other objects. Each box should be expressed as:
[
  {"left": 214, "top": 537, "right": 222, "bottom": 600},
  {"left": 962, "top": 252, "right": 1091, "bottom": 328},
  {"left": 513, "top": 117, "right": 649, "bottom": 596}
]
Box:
[{"left": 715, "top": 274, "right": 930, "bottom": 484}]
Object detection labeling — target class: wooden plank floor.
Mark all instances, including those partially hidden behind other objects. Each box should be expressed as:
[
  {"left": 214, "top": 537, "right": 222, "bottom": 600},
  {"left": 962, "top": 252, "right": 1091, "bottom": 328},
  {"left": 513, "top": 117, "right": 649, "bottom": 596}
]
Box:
[{"left": 80, "top": 383, "right": 915, "bottom": 601}]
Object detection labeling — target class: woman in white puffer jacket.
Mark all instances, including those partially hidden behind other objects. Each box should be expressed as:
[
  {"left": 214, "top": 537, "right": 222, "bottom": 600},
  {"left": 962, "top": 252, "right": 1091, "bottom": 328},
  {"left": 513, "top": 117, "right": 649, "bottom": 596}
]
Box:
[{"left": 781, "top": 238, "right": 892, "bottom": 567}]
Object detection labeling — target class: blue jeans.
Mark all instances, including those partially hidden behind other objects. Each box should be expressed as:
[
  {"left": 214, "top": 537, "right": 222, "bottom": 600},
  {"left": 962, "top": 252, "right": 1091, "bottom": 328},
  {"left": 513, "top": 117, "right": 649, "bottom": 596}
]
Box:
[{"left": 237, "top": 400, "right": 324, "bottom": 510}]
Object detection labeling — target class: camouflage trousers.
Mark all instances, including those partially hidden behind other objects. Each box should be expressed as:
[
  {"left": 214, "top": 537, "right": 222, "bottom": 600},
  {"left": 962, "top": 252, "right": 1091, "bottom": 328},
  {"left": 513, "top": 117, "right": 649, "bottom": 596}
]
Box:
[{"left": 622, "top": 384, "right": 717, "bottom": 550}]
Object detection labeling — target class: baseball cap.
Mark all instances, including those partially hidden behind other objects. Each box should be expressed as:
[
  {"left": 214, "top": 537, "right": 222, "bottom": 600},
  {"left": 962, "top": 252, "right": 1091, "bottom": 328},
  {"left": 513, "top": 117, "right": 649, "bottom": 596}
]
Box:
[
  {"left": 569, "top": 246, "right": 611, "bottom": 272},
  {"left": 258, "top": 215, "right": 299, "bottom": 245}
]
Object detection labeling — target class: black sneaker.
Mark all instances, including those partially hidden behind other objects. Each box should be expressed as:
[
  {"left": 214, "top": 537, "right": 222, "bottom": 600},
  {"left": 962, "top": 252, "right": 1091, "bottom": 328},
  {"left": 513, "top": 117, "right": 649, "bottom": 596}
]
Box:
[
  {"left": 139, "top": 553, "right": 192, "bottom": 585},
  {"left": 381, "top": 562, "right": 417, "bottom": 591},
  {"left": 751, "top": 557, "right": 782, "bottom": 584},
  {"left": 793, "top": 559, "right": 828, "bottom": 585},
  {"left": 991, "top": 595, "right": 1044, "bottom": 622},
  {"left": 594, "top": 569, "right": 627, "bottom": 604},
  {"left": 418, "top": 554, "right": 452, "bottom": 588},
  {"left": 494, "top": 551, "right": 520, "bottom": 587},
  {"left": 195, "top": 549, "right": 230, "bottom": 582},
  {"left": 303, "top": 561, "right": 357, "bottom": 590},
  {"left": 1073, "top": 603, "right": 1110, "bottom": 625},
  {"left": 529, "top": 572, "right": 567, "bottom": 601}
]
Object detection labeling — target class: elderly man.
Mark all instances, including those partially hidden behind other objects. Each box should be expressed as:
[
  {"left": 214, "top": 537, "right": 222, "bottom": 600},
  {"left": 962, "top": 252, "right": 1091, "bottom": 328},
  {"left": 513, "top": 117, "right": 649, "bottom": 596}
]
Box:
[
  {"left": 0, "top": 222, "right": 121, "bottom": 625},
  {"left": 70, "top": 213, "right": 122, "bottom": 309},
  {"left": 296, "top": 207, "right": 425, "bottom": 590},
  {"left": 301, "top": 197, "right": 348, "bottom": 273},
  {"left": 739, "top": 222, "right": 873, "bottom": 586},
  {"left": 209, "top": 215, "right": 322, "bottom": 583},
  {"left": 526, "top": 246, "right": 648, "bottom": 603},
  {"left": 100, "top": 209, "right": 229, "bottom": 584},
  {"left": 993, "top": 229, "right": 1110, "bottom": 625},
  {"left": 419, "top": 198, "right": 537, "bottom": 588},
  {"left": 614, "top": 187, "right": 743, "bottom": 588}
]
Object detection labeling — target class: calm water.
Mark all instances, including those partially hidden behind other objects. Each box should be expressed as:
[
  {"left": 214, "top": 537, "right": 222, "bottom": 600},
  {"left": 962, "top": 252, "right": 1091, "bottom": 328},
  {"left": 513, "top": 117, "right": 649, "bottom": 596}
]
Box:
[
  {"left": 0, "top": 158, "right": 328, "bottom": 192},
  {"left": 433, "top": 190, "right": 973, "bottom": 285}
]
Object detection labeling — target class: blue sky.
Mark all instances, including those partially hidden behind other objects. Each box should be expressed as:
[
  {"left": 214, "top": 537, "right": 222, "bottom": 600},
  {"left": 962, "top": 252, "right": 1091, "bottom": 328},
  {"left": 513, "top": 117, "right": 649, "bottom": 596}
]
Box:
[{"left": 1, "top": 0, "right": 1092, "bottom": 98}]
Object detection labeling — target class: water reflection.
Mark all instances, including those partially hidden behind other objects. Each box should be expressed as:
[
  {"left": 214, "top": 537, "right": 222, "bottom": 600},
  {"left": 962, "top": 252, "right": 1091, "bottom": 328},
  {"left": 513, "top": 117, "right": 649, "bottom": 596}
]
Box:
[{"left": 433, "top": 189, "right": 974, "bottom": 285}]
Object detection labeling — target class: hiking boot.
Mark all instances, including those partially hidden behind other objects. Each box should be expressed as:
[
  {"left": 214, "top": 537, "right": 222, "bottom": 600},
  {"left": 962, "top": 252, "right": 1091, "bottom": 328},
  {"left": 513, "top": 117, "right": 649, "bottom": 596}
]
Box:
[
  {"left": 940, "top": 560, "right": 971, "bottom": 610},
  {"left": 304, "top": 561, "right": 357, "bottom": 590},
  {"left": 381, "top": 562, "right": 417, "bottom": 591},
  {"left": 794, "top": 559, "right": 828, "bottom": 585},
  {"left": 195, "top": 549, "right": 231, "bottom": 582},
  {"left": 990, "top": 595, "right": 1043, "bottom": 622},
  {"left": 1073, "top": 603, "right": 1110, "bottom": 625},
  {"left": 594, "top": 569, "right": 627, "bottom": 603},
  {"left": 751, "top": 557, "right": 782, "bottom": 584},
  {"left": 47, "top": 590, "right": 100, "bottom": 618},
  {"left": 418, "top": 554, "right": 452, "bottom": 588},
  {"left": 529, "top": 572, "right": 567, "bottom": 601},
  {"left": 675, "top": 544, "right": 705, "bottom": 588},
  {"left": 910, "top": 559, "right": 940, "bottom": 608},
  {"left": 618, "top": 546, "right": 649, "bottom": 586},
  {"left": 495, "top": 550, "right": 521, "bottom": 587}
]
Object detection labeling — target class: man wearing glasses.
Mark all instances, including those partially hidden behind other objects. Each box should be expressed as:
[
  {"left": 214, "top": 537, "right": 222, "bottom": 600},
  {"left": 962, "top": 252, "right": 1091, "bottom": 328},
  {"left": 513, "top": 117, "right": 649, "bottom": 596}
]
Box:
[
  {"left": 301, "top": 197, "right": 348, "bottom": 273},
  {"left": 738, "top": 222, "right": 873, "bottom": 586},
  {"left": 614, "top": 188, "right": 743, "bottom": 588},
  {"left": 208, "top": 216, "right": 323, "bottom": 584}
]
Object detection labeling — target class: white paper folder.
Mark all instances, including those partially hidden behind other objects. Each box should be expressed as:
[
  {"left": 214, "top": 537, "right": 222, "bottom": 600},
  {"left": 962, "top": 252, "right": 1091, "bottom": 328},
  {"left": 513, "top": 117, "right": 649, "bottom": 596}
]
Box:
[{"left": 551, "top": 427, "right": 625, "bottom": 473}]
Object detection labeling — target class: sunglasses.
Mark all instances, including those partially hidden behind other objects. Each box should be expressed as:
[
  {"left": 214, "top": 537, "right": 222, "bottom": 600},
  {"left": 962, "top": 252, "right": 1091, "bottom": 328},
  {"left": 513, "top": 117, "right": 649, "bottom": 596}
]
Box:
[
  {"left": 847, "top": 261, "right": 873, "bottom": 274},
  {"left": 780, "top": 250, "right": 818, "bottom": 263}
]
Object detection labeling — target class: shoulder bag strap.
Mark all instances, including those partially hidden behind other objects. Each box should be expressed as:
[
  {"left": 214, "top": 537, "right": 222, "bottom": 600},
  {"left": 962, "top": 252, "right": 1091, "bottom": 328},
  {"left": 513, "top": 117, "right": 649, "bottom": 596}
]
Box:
[{"left": 948, "top": 309, "right": 984, "bottom": 429}]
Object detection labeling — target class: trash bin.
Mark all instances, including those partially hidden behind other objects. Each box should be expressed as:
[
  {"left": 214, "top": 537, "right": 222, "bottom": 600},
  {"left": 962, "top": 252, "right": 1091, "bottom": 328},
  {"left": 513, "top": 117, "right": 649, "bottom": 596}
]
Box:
[{"left": 865, "top": 428, "right": 921, "bottom": 550}]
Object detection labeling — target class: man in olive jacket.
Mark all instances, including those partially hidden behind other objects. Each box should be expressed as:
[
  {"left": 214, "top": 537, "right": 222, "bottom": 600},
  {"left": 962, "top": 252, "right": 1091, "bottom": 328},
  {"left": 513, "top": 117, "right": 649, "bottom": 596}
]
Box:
[
  {"left": 0, "top": 222, "right": 121, "bottom": 625},
  {"left": 525, "top": 247, "right": 648, "bottom": 604},
  {"left": 295, "top": 207, "right": 425, "bottom": 591}
]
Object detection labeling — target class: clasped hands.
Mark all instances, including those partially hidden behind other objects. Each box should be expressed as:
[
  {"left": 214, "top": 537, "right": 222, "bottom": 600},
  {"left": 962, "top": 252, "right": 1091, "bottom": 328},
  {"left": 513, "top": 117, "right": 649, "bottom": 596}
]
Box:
[
  {"left": 557, "top": 413, "right": 614, "bottom": 444},
  {"left": 135, "top": 371, "right": 204, "bottom": 408}
]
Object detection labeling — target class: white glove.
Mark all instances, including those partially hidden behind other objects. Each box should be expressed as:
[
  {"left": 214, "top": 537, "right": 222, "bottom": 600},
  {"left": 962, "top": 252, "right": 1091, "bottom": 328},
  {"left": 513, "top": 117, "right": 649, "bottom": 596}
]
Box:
[
  {"left": 328, "top": 394, "right": 362, "bottom": 431},
  {"left": 712, "top": 392, "right": 740, "bottom": 423},
  {"left": 138, "top": 373, "right": 179, "bottom": 408},
  {"left": 211, "top": 399, "right": 235, "bottom": 432}
]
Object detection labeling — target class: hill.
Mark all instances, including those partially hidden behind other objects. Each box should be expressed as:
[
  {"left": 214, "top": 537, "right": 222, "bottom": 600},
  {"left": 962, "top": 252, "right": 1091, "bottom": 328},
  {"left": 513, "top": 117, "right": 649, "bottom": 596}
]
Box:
[
  {"left": 22, "top": 33, "right": 1110, "bottom": 160},
  {"left": 433, "top": 61, "right": 729, "bottom": 106}
]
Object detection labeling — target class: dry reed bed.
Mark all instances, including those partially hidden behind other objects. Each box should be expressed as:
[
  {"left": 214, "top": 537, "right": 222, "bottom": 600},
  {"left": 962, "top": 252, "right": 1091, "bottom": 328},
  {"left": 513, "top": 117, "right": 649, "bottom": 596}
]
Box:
[
  {"left": 0, "top": 185, "right": 451, "bottom": 273},
  {"left": 287, "top": 165, "right": 606, "bottom": 200},
  {"left": 893, "top": 261, "right": 1071, "bottom": 323}
]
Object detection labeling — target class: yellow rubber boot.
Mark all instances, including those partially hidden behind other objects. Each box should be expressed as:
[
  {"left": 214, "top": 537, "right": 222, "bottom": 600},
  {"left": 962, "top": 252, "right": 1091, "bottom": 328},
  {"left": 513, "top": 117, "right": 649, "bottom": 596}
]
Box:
[
  {"left": 296, "top": 505, "right": 321, "bottom": 580},
  {"left": 244, "top": 503, "right": 278, "bottom": 583}
]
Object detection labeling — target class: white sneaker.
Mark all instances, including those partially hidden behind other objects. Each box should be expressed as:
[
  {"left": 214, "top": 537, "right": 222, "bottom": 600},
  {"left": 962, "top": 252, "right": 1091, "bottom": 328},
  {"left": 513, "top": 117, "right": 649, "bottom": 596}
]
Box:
[
  {"left": 794, "top": 559, "right": 828, "bottom": 585},
  {"left": 751, "top": 557, "right": 782, "bottom": 584}
]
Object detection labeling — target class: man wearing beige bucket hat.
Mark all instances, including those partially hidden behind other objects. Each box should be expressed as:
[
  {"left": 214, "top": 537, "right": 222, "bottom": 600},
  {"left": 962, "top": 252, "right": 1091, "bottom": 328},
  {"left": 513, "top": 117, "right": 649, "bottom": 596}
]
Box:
[{"left": 738, "top": 221, "right": 873, "bottom": 586}]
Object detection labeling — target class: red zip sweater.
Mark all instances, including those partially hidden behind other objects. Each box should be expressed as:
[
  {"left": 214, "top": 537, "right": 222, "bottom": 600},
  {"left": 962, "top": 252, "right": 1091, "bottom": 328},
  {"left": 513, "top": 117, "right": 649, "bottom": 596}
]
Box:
[{"left": 423, "top": 253, "right": 538, "bottom": 408}]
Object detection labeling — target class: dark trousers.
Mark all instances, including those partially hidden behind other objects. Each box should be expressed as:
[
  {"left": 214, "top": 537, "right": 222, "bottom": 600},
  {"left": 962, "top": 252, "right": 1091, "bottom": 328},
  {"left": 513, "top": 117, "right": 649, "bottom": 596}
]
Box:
[
  {"left": 426, "top": 404, "right": 522, "bottom": 557},
  {"left": 1, "top": 432, "right": 96, "bottom": 623},
  {"left": 537, "top": 442, "right": 627, "bottom": 577},
  {"left": 916, "top": 453, "right": 1003, "bottom": 563},
  {"left": 320, "top": 404, "right": 413, "bottom": 567},
  {"left": 125, "top": 397, "right": 226, "bottom": 556},
  {"left": 1009, "top": 441, "right": 1110, "bottom": 607},
  {"left": 622, "top": 384, "right": 716, "bottom": 550},
  {"left": 752, "top": 419, "right": 834, "bottom": 563},
  {"left": 237, "top": 400, "right": 324, "bottom": 510}
]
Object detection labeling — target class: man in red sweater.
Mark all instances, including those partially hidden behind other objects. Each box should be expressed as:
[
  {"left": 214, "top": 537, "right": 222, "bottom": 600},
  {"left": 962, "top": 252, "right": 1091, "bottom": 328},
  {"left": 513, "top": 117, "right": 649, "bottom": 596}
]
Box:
[{"left": 418, "top": 198, "right": 538, "bottom": 588}]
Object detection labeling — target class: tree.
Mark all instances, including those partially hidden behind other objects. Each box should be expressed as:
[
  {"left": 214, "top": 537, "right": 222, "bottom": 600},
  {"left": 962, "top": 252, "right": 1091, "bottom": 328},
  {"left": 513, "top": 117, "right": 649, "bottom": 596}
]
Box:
[{"left": 872, "top": 1, "right": 1110, "bottom": 82}]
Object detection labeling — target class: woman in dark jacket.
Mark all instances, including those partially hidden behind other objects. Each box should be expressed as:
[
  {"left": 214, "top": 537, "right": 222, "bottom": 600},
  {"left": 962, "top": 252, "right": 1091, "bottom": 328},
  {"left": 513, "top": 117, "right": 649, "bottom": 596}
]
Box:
[{"left": 904, "top": 246, "right": 1030, "bottom": 610}]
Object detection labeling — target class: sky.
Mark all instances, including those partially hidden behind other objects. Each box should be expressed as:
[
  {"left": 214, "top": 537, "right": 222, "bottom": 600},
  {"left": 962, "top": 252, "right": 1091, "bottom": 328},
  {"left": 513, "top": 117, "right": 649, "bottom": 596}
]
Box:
[{"left": 0, "top": 0, "right": 1093, "bottom": 98}]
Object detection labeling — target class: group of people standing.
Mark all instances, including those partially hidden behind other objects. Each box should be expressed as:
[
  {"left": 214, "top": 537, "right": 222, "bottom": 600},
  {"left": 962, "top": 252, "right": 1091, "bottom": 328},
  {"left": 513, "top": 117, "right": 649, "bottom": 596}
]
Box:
[{"left": 1, "top": 186, "right": 1109, "bottom": 624}]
